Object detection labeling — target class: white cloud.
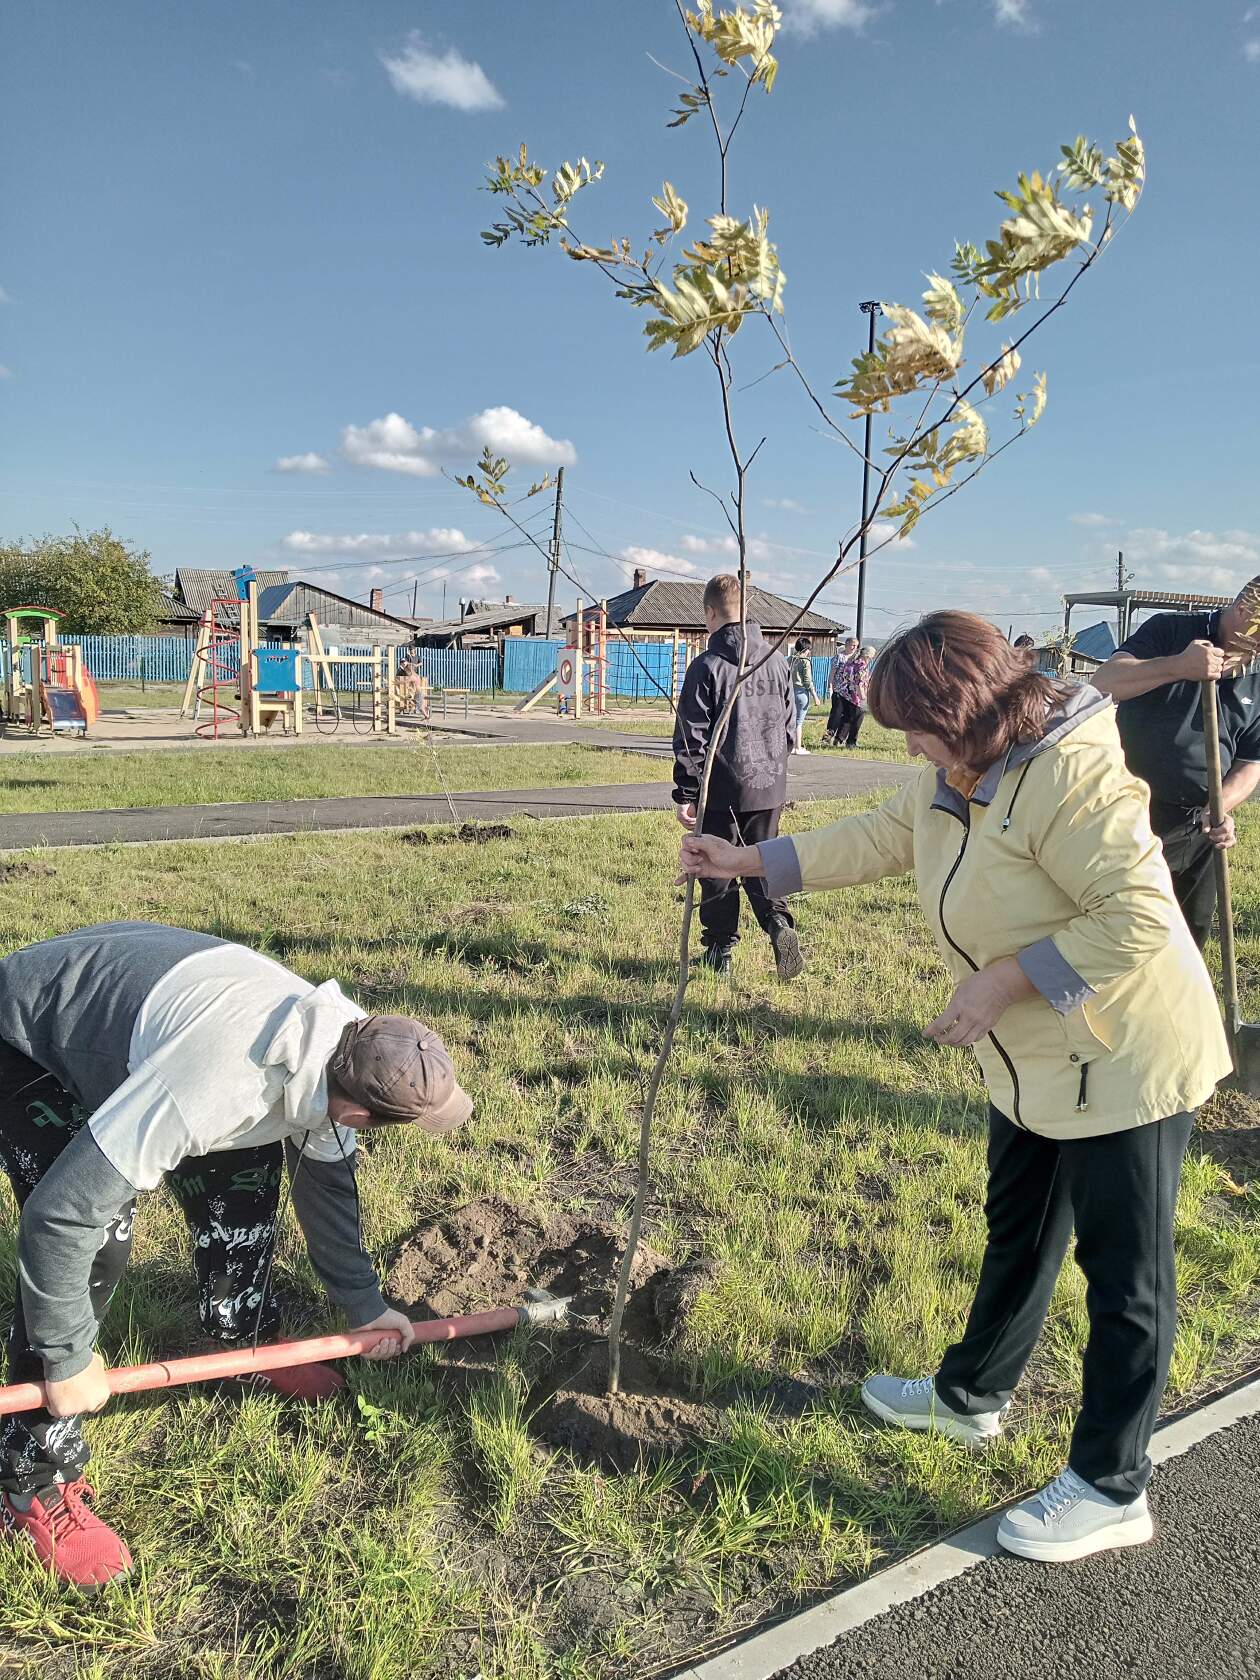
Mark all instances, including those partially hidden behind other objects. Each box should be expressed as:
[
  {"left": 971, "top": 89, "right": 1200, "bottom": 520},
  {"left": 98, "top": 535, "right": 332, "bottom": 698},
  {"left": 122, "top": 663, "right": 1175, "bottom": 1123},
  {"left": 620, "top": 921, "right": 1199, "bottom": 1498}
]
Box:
[
  {"left": 379, "top": 34, "right": 504, "bottom": 112},
  {"left": 1245, "top": 38, "right": 1260, "bottom": 61},
  {"left": 273, "top": 452, "right": 331, "bottom": 475},
  {"left": 864, "top": 519, "right": 915, "bottom": 550},
  {"left": 679, "top": 532, "right": 780, "bottom": 562},
  {"left": 616, "top": 546, "right": 700, "bottom": 581},
  {"left": 780, "top": 0, "right": 874, "bottom": 33},
  {"left": 340, "top": 406, "right": 576, "bottom": 477},
  {"left": 1119, "top": 527, "right": 1260, "bottom": 593},
  {"left": 1071, "top": 511, "right": 1120, "bottom": 527},
  {"left": 1028, "top": 566, "right": 1055, "bottom": 585},
  {"left": 0, "top": 286, "right": 11, "bottom": 304},
  {"left": 281, "top": 526, "right": 475, "bottom": 559},
  {"left": 764, "top": 497, "right": 805, "bottom": 512},
  {"left": 0, "top": 366, "right": 12, "bottom": 380},
  {"left": 994, "top": 0, "right": 1035, "bottom": 25}
]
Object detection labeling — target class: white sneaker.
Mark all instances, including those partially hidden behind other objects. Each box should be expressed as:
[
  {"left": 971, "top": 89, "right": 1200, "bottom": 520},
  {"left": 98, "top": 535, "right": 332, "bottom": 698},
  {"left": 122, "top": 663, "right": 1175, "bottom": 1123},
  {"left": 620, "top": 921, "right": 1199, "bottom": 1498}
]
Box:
[
  {"left": 797, "top": 746, "right": 811, "bottom": 755},
  {"left": 861, "top": 1373, "right": 1005, "bottom": 1448},
  {"left": 996, "top": 1467, "right": 1153, "bottom": 1563}
]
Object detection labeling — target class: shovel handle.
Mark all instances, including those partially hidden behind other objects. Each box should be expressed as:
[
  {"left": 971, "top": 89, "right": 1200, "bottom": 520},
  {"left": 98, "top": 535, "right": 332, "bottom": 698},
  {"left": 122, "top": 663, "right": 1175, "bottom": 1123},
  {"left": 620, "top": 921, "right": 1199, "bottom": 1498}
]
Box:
[{"left": 1201, "top": 679, "right": 1238, "bottom": 1058}]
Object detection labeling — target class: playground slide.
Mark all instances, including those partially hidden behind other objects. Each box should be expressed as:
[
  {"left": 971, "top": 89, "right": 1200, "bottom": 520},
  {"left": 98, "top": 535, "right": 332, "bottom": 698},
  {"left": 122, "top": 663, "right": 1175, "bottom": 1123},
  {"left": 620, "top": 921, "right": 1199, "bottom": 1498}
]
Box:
[
  {"left": 75, "top": 666, "right": 100, "bottom": 726},
  {"left": 40, "top": 684, "right": 89, "bottom": 735}
]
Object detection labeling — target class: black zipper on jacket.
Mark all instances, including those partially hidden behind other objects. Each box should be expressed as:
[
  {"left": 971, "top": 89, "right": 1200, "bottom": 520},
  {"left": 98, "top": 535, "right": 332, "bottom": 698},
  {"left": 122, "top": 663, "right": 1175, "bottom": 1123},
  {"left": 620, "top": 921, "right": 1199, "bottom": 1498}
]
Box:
[{"left": 937, "top": 804, "right": 1028, "bottom": 1129}]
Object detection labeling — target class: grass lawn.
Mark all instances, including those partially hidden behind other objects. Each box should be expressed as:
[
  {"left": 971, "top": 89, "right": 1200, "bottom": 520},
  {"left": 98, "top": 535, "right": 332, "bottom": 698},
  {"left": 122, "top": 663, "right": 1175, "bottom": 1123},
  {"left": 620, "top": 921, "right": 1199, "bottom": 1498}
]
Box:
[
  {"left": 0, "top": 802, "right": 1256, "bottom": 1679},
  {"left": 96, "top": 681, "right": 190, "bottom": 711},
  {"left": 0, "top": 742, "right": 668, "bottom": 814}
]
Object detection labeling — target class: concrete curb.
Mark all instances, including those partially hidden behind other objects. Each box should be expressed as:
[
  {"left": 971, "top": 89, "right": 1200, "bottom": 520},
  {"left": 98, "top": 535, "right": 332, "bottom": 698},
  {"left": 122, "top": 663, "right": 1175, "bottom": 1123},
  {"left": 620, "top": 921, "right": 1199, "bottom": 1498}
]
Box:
[{"left": 673, "top": 1372, "right": 1260, "bottom": 1680}]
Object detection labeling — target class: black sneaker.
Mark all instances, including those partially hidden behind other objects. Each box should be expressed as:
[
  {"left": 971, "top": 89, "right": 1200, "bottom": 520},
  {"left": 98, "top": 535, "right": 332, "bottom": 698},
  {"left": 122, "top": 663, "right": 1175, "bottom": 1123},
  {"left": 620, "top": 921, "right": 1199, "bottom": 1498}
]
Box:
[
  {"left": 694, "top": 944, "right": 734, "bottom": 975},
  {"left": 769, "top": 919, "right": 804, "bottom": 981}
]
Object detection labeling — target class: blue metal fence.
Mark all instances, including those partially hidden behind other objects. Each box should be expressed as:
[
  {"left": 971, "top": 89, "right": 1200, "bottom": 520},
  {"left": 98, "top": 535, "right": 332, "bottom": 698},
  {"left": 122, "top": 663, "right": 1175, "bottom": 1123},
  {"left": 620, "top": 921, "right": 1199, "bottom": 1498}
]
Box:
[
  {"left": 502, "top": 636, "right": 834, "bottom": 701},
  {"left": 60, "top": 635, "right": 499, "bottom": 692}
]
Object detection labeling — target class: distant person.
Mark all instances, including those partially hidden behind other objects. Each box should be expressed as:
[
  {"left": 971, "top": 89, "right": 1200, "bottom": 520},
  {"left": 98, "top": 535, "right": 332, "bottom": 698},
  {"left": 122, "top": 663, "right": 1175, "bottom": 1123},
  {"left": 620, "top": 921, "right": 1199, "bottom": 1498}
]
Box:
[
  {"left": 0, "top": 922, "right": 471, "bottom": 1587},
  {"left": 672, "top": 576, "right": 803, "bottom": 980},
  {"left": 822, "top": 637, "right": 859, "bottom": 743},
  {"left": 824, "top": 643, "right": 876, "bottom": 748},
  {"left": 1091, "top": 576, "right": 1260, "bottom": 948},
  {"left": 786, "top": 636, "right": 819, "bottom": 755}
]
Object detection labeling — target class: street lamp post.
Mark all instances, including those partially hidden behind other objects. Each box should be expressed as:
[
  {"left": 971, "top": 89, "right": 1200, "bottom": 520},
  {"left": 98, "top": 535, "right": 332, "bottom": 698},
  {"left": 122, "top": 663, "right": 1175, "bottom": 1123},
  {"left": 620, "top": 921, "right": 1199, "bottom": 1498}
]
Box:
[{"left": 855, "top": 300, "right": 881, "bottom": 645}]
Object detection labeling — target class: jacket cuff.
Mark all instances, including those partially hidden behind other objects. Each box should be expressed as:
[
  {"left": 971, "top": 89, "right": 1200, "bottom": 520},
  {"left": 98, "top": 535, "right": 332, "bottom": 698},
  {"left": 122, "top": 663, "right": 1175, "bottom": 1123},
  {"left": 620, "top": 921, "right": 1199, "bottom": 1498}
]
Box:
[
  {"left": 42, "top": 1347, "right": 95, "bottom": 1384},
  {"left": 758, "top": 835, "right": 802, "bottom": 900},
  {"left": 336, "top": 1283, "right": 389, "bottom": 1326},
  {"left": 1017, "top": 937, "right": 1096, "bottom": 1015}
]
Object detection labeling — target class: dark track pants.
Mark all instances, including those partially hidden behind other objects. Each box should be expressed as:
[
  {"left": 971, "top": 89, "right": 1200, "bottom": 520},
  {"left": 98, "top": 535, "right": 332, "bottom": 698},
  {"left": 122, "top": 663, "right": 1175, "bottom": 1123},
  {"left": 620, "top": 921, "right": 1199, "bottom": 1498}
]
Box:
[
  {"left": 824, "top": 696, "right": 865, "bottom": 746},
  {"left": 935, "top": 1105, "right": 1193, "bottom": 1502},
  {"left": 1151, "top": 800, "right": 1218, "bottom": 950},
  {"left": 698, "top": 806, "right": 793, "bottom": 952},
  {"left": 0, "top": 1042, "right": 283, "bottom": 1495}
]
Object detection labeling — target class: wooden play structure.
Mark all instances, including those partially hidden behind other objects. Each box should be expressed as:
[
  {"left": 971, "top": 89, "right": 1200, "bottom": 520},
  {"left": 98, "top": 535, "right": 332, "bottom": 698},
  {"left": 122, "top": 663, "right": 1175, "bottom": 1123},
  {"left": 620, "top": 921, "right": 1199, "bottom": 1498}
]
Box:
[
  {"left": 180, "top": 568, "right": 397, "bottom": 740},
  {"left": 0, "top": 606, "right": 99, "bottom": 737},
  {"left": 517, "top": 597, "right": 611, "bottom": 717}
]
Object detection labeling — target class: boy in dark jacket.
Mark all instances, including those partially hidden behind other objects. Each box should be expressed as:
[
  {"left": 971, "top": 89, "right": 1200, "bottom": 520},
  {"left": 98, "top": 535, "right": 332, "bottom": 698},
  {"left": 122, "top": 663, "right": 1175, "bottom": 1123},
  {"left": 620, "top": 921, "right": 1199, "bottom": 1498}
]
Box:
[{"left": 672, "top": 575, "right": 803, "bottom": 979}]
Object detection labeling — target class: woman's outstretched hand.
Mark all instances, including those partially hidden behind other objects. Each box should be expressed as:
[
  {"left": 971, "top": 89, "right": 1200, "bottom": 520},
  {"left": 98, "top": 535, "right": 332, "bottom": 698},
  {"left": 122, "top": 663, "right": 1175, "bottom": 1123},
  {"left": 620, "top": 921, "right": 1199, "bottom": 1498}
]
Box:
[{"left": 677, "top": 835, "right": 760, "bottom": 884}]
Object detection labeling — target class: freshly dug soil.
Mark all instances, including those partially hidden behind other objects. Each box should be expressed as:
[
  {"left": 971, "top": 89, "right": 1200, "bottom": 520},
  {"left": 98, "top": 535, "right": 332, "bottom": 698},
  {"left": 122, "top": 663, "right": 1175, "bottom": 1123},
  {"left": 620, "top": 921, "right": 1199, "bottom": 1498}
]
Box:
[
  {"left": 1195, "top": 1084, "right": 1260, "bottom": 1182},
  {"left": 402, "top": 822, "right": 514, "bottom": 846},
  {"left": 383, "top": 1198, "right": 718, "bottom": 1470}
]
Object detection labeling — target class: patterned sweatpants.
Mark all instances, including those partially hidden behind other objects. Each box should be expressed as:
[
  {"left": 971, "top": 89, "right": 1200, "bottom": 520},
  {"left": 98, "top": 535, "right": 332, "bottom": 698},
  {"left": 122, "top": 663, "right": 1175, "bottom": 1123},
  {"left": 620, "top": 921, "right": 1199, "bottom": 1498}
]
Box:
[{"left": 0, "top": 1040, "right": 284, "bottom": 1495}]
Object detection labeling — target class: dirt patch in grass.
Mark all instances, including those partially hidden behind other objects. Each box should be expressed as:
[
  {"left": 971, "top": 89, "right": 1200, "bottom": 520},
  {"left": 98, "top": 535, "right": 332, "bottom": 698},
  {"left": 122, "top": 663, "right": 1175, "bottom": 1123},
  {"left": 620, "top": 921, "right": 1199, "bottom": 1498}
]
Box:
[
  {"left": 384, "top": 1197, "right": 718, "bottom": 1470},
  {"left": 402, "top": 822, "right": 516, "bottom": 846},
  {"left": 1196, "top": 1084, "right": 1260, "bottom": 1182},
  {"left": 0, "top": 859, "right": 54, "bottom": 882}
]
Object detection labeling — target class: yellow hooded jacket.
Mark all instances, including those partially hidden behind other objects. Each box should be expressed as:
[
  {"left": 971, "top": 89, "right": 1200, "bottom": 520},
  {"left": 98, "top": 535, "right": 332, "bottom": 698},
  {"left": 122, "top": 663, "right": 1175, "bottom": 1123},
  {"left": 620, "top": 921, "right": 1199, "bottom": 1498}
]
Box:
[{"left": 758, "top": 688, "right": 1230, "bottom": 1138}]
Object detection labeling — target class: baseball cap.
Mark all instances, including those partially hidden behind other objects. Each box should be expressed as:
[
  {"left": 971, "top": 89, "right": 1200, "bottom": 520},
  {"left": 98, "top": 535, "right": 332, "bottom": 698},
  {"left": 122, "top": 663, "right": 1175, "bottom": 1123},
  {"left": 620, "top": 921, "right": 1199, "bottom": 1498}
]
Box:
[{"left": 327, "top": 1015, "right": 472, "bottom": 1134}]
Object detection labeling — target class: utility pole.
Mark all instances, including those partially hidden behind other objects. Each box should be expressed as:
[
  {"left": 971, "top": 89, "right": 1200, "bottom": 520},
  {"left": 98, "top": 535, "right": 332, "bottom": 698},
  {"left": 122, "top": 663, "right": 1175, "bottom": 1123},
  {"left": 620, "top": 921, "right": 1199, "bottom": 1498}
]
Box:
[
  {"left": 854, "top": 301, "right": 881, "bottom": 645},
  {"left": 1115, "top": 548, "right": 1133, "bottom": 645},
  {"left": 411, "top": 579, "right": 418, "bottom": 618},
  {"left": 546, "top": 466, "right": 565, "bottom": 639}
]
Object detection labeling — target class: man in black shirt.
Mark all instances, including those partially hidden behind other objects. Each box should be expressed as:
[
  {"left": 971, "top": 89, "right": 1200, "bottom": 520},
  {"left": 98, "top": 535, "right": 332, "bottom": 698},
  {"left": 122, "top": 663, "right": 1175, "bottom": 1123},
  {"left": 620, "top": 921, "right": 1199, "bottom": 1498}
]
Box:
[{"left": 1092, "top": 579, "right": 1260, "bottom": 947}]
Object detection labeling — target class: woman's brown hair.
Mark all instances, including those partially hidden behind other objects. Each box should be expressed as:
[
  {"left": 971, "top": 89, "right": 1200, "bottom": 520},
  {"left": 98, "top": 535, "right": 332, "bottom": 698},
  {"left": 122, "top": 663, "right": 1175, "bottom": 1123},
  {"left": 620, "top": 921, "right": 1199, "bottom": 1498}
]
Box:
[{"left": 868, "top": 611, "right": 1073, "bottom": 768}]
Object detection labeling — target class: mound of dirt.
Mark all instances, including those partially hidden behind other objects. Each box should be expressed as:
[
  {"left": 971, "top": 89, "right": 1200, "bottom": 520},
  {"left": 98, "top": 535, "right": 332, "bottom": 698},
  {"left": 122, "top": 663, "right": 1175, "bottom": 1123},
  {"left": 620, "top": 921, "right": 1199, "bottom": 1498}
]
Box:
[
  {"left": 402, "top": 822, "right": 514, "bottom": 846},
  {"left": 1195, "top": 1084, "right": 1260, "bottom": 1182},
  {"left": 383, "top": 1198, "right": 717, "bottom": 1470}
]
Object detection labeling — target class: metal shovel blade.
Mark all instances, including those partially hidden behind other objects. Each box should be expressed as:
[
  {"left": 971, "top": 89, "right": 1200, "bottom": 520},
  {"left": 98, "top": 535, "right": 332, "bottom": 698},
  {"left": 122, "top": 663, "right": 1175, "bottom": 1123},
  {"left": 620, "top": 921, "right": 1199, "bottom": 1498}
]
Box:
[{"left": 1229, "top": 1021, "right": 1260, "bottom": 1097}]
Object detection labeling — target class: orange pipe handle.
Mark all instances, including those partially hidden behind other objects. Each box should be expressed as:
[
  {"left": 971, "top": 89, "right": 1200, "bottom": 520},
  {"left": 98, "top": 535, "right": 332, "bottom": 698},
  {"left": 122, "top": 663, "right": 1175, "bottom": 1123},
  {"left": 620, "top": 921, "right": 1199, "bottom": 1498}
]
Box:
[{"left": 0, "top": 1307, "right": 523, "bottom": 1417}]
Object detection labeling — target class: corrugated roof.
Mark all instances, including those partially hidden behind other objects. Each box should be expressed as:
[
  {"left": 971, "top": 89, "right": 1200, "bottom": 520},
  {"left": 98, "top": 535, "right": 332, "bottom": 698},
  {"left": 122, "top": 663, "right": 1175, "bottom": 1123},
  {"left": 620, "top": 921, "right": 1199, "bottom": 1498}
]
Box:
[
  {"left": 155, "top": 588, "right": 199, "bottom": 623},
  {"left": 175, "top": 568, "right": 291, "bottom": 617},
  {"left": 564, "top": 580, "right": 842, "bottom": 635},
  {"left": 1069, "top": 621, "right": 1117, "bottom": 662},
  {"left": 417, "top": 602, "right": 544, "bottom": 637}
]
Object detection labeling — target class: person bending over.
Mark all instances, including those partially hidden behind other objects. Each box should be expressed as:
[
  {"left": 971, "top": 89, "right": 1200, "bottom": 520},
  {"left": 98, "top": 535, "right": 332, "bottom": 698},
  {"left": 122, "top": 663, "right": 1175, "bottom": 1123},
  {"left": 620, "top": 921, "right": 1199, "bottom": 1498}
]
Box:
[{"left": 0, "top": 921, "right": 471, "bottom": 1588}]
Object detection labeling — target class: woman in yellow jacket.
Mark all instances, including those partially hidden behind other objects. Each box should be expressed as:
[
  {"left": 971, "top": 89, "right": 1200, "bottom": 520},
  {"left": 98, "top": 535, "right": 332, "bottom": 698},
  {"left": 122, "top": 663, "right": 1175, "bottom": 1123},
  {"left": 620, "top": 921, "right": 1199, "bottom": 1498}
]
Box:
[{"left": 681, "top": 611, "right": 1230, "bottom": 1565}]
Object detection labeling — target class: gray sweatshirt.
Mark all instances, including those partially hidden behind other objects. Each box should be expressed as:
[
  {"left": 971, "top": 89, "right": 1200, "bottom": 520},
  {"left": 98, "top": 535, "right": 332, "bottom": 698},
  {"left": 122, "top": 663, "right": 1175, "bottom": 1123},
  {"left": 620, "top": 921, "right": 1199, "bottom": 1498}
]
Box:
[{"left": 0, "top": 923, "right": 388, "bottom": 1381}]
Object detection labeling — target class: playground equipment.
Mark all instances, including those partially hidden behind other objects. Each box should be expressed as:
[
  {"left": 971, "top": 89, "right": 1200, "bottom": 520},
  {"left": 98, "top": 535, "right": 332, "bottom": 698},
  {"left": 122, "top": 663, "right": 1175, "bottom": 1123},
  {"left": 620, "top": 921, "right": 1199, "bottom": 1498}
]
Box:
[
  {"left": 517, "top": 596, "right": 610, "bottom": 717},
  {"left": 180, "top": 570, "right": 398, "bottom": 739},
  {"left": 0, "top": 606, "right": 99, "bottom": 737}
]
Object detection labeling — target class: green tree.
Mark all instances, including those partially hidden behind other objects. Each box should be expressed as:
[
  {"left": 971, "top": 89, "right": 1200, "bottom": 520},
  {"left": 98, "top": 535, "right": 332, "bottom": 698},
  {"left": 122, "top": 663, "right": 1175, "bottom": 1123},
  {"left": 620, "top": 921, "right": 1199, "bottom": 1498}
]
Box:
[
  {"left": 0, "top": 527, "right": 162, "bottom": 633},
  {"left": 474, "top": 0, "right": 1145, "bottom": 1390}
]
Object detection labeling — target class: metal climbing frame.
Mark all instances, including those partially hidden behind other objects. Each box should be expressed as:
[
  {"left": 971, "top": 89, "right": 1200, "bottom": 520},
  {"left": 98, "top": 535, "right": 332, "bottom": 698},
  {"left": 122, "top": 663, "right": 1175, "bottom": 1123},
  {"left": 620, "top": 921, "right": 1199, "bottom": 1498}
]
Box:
[{"left": 188, "top": 600, "right": 241, "bottom": 739}]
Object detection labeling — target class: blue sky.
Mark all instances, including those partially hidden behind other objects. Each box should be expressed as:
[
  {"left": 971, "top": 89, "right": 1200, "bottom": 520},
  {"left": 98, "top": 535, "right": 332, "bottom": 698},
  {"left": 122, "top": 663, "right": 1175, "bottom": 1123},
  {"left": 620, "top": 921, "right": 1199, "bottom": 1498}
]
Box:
[{"left": 2, "top": 0, "right": 1258, "bottom": 635}]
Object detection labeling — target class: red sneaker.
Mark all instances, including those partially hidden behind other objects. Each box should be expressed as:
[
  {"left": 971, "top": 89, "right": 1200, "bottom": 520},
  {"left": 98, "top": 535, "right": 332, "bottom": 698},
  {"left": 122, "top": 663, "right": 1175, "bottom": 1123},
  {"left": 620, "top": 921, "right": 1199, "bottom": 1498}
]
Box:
[
  {"left": 239, "top": 1362, "right": 345, "bottom": 1401},
  {"left": 1, "top": 1479, "right": 133, "bottom": 1590}
]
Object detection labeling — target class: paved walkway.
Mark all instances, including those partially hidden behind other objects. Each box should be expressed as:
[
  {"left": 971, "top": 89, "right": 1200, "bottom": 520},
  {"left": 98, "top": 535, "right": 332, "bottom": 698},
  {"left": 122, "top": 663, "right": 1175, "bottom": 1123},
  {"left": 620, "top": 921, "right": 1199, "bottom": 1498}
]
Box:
[
  {"left": 0, "top": 753, "right": 912, "bottom": 850},
  {"left": 770, "top": 1411, "right": 1260, "bottom": 1680}
]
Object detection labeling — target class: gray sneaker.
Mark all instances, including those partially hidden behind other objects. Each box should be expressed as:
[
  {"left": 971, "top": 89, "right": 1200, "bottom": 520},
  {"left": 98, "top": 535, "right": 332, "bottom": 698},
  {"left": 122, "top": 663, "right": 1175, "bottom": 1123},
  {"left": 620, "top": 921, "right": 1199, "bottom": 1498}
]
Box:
[
  {"left": 861, "top": 1373, "right": 1005, "bottom": 1447},
  {"left": 768, "top": 919, "right": 805, "bottom": 982},
  {"left": 996, "top": 1467, "right": 1153, "bottom": 1562}
]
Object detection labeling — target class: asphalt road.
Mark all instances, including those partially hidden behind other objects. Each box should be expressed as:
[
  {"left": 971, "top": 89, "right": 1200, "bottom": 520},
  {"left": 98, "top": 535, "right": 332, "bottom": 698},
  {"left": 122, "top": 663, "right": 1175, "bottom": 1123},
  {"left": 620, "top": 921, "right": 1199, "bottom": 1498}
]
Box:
[{"left": 771, "top": 1413, "right": 1260, "bottom": 1680}]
